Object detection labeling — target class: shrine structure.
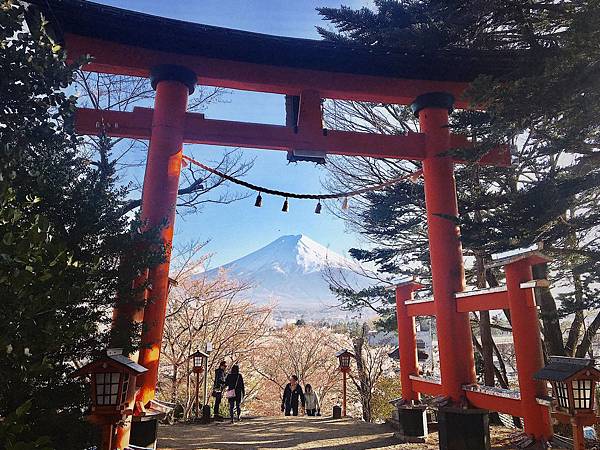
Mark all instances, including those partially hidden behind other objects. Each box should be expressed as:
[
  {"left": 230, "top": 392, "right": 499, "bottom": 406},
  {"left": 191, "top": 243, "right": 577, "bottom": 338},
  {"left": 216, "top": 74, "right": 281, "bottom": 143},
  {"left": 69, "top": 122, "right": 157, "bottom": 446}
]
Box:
[{"left": 34, "top": 1, "right": 557, "bottom": 449}]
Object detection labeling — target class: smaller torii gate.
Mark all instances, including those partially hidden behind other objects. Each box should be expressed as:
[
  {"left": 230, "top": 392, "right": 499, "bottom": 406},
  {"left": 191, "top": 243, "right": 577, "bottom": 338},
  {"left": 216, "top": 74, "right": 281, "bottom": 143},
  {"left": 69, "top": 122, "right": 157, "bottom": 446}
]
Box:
[
  {"left": 35, "top": 1, "right": 551, "bottom": 449},
  {"left": 395, "top": 247, "right": 553, "bottom": 444}
]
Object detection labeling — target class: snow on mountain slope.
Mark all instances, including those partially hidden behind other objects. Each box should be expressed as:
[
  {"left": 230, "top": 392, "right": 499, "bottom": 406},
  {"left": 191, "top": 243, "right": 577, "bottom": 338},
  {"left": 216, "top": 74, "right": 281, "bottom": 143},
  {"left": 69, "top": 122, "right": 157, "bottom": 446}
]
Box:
[{"left": 200, "top": 235, "right": 371, "bottom": 316}]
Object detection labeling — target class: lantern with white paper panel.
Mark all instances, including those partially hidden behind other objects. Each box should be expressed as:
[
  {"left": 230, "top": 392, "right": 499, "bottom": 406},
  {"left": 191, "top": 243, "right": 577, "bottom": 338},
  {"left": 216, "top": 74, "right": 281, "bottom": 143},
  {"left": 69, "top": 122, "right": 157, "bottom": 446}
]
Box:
[
  {"left": 189, "top": 349, "right": 209, "bottom": 374},
  {"left": 335, "top": 349, "right": 355, "bottom": 418},
  {"left": 71, "top": 349, "right": 147, "bottom": 450},
  {"left": 336, "top": 349, "right": 354, "bottom": 372},
  {"left": 534, "top": 356, "right": 600, "bottom": 450}
]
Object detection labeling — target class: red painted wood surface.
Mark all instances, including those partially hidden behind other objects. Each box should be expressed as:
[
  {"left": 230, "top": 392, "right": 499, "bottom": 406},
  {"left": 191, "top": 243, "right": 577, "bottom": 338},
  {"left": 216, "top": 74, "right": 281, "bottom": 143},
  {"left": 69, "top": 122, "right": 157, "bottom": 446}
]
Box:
[
  {"left": 456, "top": 289, "right": 509, "bottom": 312},
  {"left": 395, "top": 282, "right": 424, "bottom": 402},
  {"left": 75, "top": 107, "right": 510, "bottom": 165},
  {"left": 464, "top": 390, "right": 523, "bottom": 417},
  {"left": 134, "top": 80, "right": 190, "bottom": 405},
  {"left": 420, "top": 106, "right": 476, "bottom": 400},
  {"left": 411, "top": 378, "right": 445, "bottom": 397},
  {"left": 65, "top": 34, "right": 472, "bottom": 106},
  {"left": 405, "top": 300, "right": 436, "bottom": 317},
  {"left": 505, "top": 258, "right": 552, "bottom": 439}
]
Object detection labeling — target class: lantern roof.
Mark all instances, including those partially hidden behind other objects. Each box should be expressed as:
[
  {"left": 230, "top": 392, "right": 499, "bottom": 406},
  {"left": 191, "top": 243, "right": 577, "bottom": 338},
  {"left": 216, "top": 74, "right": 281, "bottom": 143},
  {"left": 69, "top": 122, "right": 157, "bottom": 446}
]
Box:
[
  {"left": 71, "top": 351, "right": 147, "bottom": 378},
  {"left": 534, "top": 356, "right": 599, "bottom": 382},
  {"left": 29, "top": 0, "right": 528, "bottom": 83},
  {"left": 189, "top": 350, "right": 209, "bottom": 359},
  {"left": 336, "top": 349, "right": 355, "bottom": 358}
]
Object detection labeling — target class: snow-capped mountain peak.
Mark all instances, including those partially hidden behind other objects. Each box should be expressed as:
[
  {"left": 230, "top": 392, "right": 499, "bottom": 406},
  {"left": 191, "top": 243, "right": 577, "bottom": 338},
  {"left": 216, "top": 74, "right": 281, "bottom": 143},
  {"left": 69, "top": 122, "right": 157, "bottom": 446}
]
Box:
[{"left": 200, "top": 234, "right": 370, "bottom": 317}]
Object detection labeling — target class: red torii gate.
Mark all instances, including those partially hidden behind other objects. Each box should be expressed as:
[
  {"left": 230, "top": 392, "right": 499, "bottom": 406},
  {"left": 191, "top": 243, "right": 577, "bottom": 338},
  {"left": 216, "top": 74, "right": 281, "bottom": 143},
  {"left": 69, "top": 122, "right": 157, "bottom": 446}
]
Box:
[{"left": 36, "top": 0, "right": 550, "bottom": 448}]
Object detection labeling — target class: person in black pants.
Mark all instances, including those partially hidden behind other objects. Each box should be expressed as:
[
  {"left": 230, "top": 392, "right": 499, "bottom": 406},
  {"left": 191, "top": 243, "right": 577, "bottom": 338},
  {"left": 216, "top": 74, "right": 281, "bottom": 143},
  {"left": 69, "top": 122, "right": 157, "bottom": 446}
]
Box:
[
  {"left": 224, "top": 364, "right": 245, "bottom": 423},
  {"left": 281, "top": 375, "right": 305, "bottom": 416},
  {"left": 213, "top": 361, "right": 227, "bottom": 420}
]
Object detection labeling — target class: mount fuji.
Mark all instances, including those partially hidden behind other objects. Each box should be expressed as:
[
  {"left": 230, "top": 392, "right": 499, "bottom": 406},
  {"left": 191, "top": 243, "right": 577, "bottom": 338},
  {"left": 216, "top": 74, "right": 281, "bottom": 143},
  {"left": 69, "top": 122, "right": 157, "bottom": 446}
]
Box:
[{"left": 201, "top": 235, "right": 372, "bottom": 319}]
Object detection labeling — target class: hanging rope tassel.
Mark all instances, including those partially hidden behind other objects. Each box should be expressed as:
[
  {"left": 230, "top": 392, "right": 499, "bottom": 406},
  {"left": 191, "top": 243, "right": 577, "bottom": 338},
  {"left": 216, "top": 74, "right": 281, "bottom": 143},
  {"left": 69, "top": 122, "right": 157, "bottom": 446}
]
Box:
[{"left": 180, "top": 154, "right": 421, "bottom": 204}]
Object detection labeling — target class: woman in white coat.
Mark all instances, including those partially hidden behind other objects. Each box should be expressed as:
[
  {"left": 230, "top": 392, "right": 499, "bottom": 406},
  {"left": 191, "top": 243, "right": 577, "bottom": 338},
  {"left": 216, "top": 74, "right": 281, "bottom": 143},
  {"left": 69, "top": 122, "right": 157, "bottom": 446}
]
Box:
[{"left": 304, "top": 384, "right": 320, "bottom": 416}]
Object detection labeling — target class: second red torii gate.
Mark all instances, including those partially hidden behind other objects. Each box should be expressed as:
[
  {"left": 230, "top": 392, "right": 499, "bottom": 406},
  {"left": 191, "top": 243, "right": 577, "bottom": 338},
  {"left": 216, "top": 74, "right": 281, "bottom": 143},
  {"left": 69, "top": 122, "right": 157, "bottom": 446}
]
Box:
[{"left": 35, "top": 0, "right": 549, "bottom": 448}]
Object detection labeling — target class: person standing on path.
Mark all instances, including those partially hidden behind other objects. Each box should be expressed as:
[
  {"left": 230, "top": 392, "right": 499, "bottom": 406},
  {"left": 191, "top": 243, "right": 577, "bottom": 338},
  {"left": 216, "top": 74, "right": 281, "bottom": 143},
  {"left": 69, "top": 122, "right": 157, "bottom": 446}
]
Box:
[
  {"left": 281, "top": 375, "right": 305, "bottom": 416},
  {"left": 304, "top": 384, "right": 320, "bottom": 416},
  {"left": 212, "top": 361, "right": 227, "bottom": 420},
  {"left": 224, "top": 364, "right": 245, "bottom": 423}
]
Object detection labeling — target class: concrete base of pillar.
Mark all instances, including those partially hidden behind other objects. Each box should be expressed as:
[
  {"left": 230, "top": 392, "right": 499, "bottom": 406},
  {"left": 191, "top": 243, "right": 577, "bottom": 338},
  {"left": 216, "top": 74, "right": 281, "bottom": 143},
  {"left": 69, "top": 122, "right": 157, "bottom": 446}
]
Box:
[
  {"left": 332, "top": 405, "right": 342, "bottom": 419},
  {"left": 394, "top": 432, "right": 427, "bottom": 443},
  {"left": 130, "top": 417, "right": 158, "bottom": 449},
  {"left": 438, "top": 407, "right": 490, "bottom": 450},
  {"left": 201, "top": 404, "right": 212, "bottom": 424},
  {"left": 396, "top": 405, "right": 428, "bottom": 441}
]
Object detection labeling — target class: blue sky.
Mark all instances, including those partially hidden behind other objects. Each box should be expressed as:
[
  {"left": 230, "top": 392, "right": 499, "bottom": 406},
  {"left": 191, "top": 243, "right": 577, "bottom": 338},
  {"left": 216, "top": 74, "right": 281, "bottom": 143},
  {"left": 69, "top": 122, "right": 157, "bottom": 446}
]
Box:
[{"left": 96, "top": 0, "right": 373, "bottom": 267}]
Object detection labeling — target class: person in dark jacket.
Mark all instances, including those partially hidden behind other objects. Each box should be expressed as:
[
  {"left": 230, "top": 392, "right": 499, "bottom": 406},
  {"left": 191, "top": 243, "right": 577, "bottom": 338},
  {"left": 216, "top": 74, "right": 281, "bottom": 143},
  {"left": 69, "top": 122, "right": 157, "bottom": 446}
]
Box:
[
  {"left": 213, "top": 361, "right": 227, "bottom": 419},
  {"left": 224, "top": 364, "right": 245, "bottom": 423},
  {"left": 281, "top": 375, "right": 305, "bottom": 416}
]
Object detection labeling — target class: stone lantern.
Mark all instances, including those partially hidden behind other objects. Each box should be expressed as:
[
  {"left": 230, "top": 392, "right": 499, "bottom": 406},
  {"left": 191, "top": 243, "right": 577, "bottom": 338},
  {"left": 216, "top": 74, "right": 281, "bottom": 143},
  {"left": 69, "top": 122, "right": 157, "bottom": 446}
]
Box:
[
  {"left": 189, "top": 349, "right": 209, "bottom": 419},
  {"left": 72, "top": 349, "right": 147, "bottom": 450},
  {"left": 336, "top": 349, "right": 354, "bottom": 372},
  {"left": 534, "top": 356, "right": 600, "bottom": 450},
  {"left": 335, "top": 349, "right": 355, "bottom": 418},
  {"left": 190, "top": 349, "right": 208, "bottom": 374}
]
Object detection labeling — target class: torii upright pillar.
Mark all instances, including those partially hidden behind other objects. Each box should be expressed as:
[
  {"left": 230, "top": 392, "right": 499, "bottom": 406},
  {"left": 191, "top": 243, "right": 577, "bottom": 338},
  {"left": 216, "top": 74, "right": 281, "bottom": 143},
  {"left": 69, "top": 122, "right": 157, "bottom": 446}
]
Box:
[
  {"left": 411, "top": 92, "right": 484, "bottom": 450},
  {"left": 395, "top": 280, "right": 424, "bottom": 403},
  {"left": 135, "top": 65, "right": 197, "bottom": 405},
  {"left": 504, "top": 257, "right": 552, "bottom": 439},
  {"left": 411, "top": 93, "right": 476, "bottom": 400}
]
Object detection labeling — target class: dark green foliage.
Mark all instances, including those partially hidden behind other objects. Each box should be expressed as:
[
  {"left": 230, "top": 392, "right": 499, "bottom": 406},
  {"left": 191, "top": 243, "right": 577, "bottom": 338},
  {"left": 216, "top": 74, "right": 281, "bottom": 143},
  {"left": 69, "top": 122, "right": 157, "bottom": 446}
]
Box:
[
  {"left": 0, "top": 2, "right": 162, "bottom": 448},
  {"left": 320, "top": 0, "right": 600, "bottom": 349}
]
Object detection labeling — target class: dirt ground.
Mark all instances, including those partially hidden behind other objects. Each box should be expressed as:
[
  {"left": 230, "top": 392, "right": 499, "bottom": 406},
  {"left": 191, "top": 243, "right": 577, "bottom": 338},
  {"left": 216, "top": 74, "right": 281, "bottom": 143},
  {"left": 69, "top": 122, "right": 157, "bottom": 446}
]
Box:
[{"left": 158, "top": 416, "right": 518, "bottom": 450}]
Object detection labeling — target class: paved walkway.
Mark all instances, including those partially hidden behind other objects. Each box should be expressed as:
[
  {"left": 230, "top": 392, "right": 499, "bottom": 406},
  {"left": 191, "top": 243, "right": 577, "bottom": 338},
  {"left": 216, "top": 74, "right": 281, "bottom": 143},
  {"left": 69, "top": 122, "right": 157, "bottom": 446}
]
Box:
[{"left": 158, "top": 416, "right": 515, "bottom": 450}]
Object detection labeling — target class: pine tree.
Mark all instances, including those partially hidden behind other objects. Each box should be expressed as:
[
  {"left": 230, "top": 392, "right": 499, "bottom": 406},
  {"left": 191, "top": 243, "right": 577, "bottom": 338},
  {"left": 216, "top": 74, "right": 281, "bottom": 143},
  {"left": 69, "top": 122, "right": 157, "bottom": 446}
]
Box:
[
  {"left": 319, "top": 1, "right": 600, "bottom": 361},
  {"left": 0, "top": 2, "right": 162, "bottom": 447}
]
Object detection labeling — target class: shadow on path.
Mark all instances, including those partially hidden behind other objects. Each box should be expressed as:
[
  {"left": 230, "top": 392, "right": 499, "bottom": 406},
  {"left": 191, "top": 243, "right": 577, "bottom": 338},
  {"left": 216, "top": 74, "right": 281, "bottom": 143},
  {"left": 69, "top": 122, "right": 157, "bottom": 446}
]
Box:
[
  {"left": 159, "top": 416, "right": 407, "bottom": 450},
  {"left": 158, "top": 415, "right": 516, "bottom": 450}
]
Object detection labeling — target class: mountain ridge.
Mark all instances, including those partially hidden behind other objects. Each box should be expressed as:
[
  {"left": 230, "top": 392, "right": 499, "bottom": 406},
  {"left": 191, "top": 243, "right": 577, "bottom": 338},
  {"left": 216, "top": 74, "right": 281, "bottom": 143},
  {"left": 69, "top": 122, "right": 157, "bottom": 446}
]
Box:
[{"left": 199, "top": 234, "right": 370, "bottom": 317}]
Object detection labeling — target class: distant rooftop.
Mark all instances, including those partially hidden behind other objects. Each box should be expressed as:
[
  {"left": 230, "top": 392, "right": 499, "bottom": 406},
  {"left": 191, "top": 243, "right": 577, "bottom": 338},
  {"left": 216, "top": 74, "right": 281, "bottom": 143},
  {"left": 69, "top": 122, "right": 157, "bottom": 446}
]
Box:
[{"left": 32, "top": 0, "right": 525, "bottom": 83}]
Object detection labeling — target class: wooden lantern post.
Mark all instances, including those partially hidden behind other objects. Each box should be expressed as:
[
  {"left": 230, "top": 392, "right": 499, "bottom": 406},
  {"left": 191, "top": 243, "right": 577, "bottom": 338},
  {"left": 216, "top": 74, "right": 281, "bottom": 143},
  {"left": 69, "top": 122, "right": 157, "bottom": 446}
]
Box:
[
  {"left": 189, "top": 350, "right": 208, "bottom": 419},
  {"left": 71, "top": 349, "right": 147, "bottom": 450},
  {"left": 336, "top": 349, "right": 355, "bottom": 417},
  {"left": 534, "top": 357, "right": 600, "bottom": 450}
]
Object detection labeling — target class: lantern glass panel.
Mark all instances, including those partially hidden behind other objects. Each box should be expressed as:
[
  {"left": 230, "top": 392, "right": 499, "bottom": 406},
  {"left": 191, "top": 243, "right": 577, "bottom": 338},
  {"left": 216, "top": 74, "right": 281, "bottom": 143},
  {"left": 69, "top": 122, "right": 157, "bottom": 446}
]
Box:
[
  {"left": 339, "top": 355, "right": 350, "bottom": 368},
  {"left": 572, "top": 379, "right": 593, "bottom": 409},
  {"left": 120, "top": 373, "right": 130, "bottom": 405},
  {"left": 95, "top": 372, "right": 121, "bottom": 406},
  {"left": 554, "top": 381, "right": 569, "bottom": 409},
  {"left": 194, "top": 356, "right": 202, "bottom": 368}
]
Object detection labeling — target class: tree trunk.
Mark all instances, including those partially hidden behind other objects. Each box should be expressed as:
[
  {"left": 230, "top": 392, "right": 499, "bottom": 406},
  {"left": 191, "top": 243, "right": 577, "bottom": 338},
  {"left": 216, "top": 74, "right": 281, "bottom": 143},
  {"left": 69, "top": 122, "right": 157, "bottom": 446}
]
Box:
[
  {"left": 532, "top": 263, "right": 566, "bottom": 356},
  {"left": 353, "top": 326, "right": 372, "bottom": 422},
  {"left": 575, "top": 311, "right": 600, "bottom": 357},
  {"left": 491, "top": 339, "right": 510, "bottom": 389},
  {"left": 172, "top": 364, "right": 178, "bottom": 403},
  {"left": 485, "top": 269, "right": 512, "bottom": 324},
  {"left": 565, "top": 271, "right": 585, "bottom": 356},
  {"left": 473, "top": 334, "right": 509, "bottom": 389},
  {"left": 565, "top": 311, "right": 584, "bottom": 356},
  {"left": 476, "top": 254, "right": 495, "bottom": 386}
]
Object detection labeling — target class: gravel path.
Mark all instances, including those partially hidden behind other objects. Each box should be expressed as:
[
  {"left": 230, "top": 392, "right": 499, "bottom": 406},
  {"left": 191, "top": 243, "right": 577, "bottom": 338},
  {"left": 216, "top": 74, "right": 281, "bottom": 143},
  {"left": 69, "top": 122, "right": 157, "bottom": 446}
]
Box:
[{"left": 158, "top": 416, "right": 517, "bottom": 449}]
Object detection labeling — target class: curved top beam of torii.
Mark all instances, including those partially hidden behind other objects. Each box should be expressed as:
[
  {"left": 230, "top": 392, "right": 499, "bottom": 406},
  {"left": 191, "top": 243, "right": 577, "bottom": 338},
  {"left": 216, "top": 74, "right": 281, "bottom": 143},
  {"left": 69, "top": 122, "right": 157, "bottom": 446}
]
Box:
[{"left": 30, "top": 0, "right": 524, "bottom": 107}]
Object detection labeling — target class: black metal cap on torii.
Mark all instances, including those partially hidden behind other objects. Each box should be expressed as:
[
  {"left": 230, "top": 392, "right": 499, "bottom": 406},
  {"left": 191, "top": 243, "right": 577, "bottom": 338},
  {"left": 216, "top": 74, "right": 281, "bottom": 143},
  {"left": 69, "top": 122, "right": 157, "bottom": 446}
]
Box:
[
  {"left": 410, "top": 92, "right": 455, "bottom": 117},
  {"left": 150, "top": 64, "right": 197, "bottom": 94}
]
